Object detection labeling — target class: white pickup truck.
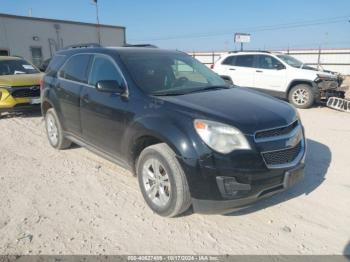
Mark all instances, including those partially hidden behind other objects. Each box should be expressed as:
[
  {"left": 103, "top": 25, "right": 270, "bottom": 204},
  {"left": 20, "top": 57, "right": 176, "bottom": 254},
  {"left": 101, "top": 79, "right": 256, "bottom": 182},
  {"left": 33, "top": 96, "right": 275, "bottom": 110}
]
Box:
[{"left": 212, "top": 51, "right": 345, "bottom": 108}]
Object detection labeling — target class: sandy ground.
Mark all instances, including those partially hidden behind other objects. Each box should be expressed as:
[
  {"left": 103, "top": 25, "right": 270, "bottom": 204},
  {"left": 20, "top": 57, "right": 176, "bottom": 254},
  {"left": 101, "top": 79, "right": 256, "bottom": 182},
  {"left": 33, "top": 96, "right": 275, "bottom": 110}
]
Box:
[{"left": 0, "top": 107, "right": 349, "bottom": 255}]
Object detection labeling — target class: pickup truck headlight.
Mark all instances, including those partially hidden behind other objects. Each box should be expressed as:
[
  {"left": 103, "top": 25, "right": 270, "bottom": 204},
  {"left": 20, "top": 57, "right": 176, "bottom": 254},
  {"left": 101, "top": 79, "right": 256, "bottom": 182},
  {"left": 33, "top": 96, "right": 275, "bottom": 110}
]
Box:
[{"left": 194, "top": 119, "right": 250, "bottom": 154}]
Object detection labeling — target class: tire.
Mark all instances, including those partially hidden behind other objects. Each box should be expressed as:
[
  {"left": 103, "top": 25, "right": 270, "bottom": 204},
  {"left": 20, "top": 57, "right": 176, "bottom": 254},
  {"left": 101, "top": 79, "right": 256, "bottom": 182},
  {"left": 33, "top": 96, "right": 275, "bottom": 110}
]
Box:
[
  {"left": 288, "top": 84, "right": 315, "bottom": 109},
  {"left": 136, "top": 143, "right": 191, "bottom": 217},
  {"left": 45, "top": 108, "right": 72, "bottom": 149}
]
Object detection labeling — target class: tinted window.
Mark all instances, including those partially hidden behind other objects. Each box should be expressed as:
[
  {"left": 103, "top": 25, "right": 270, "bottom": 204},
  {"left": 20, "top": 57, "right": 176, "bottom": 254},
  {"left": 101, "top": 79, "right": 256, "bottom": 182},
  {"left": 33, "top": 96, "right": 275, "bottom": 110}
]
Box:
[
  {"left": 46, "top": 55, "right": 66, "bottom": 76},
  {"left": 222, "top": 56, "right": 236, "bottom": 65},
  {"left": 235, "top": 55, "right": 255, "bottom": 68},
  {"left": 88, "top": 56, "right": 124, "bottom": 87},
  {"left": 257, "top": 55, "right": 284, "bottom": 70},
  {"left": 60, "top": 54, "right": 91, "bottom": 83},
  {"left": 0, "top": 59, "right": 39, "bottom": 75},
  {"left": 120, "top": 52, "right": 226, "bottom": 95}
]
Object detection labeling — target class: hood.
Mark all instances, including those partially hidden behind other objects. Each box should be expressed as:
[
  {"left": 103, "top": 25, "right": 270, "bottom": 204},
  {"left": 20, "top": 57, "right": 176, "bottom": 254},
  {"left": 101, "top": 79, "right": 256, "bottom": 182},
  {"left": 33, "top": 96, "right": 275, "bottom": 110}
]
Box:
[
  {"left": 159, "top": 87, "right": 297, "bottom": 135},
  {"left": 0, "top": 73, "right": 44, "bottom": 87},
  {"left": 292, "top": 66, "right": 336, "bottom": 80}
]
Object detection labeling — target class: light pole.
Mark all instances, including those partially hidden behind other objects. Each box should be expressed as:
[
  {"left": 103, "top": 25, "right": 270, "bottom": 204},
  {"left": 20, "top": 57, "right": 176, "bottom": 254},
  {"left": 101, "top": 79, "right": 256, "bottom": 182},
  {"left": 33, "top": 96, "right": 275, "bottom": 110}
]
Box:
[{"left": 92, "top": 0, "right": 101, "bottom": 45}]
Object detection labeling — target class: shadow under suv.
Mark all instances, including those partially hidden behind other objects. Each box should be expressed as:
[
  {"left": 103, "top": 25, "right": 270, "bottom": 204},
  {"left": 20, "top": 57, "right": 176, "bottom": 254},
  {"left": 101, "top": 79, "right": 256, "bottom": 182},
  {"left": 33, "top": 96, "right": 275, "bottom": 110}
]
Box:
[{"left": 41, "top": 46, "right": 306, "bottom": 217}]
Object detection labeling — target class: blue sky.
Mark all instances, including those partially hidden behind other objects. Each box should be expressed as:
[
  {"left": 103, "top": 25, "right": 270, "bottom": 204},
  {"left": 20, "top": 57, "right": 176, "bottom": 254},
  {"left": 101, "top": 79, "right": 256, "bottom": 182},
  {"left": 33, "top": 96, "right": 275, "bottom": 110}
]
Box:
[{"left": 1, "top": 0, "right": 350, "bottom": 51}]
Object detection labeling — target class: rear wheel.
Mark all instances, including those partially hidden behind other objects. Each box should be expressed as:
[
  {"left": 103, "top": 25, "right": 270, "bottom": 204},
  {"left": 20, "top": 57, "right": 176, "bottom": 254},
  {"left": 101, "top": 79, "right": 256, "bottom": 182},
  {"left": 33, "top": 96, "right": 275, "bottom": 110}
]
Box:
[
  {"left": 288, "top": 84, "right": 315, "bottom": 109},
  {"left": 136, "top": 143, "right": 191, "bottom": 217},
  {"left": 45, "top": 108, "right": 71, "bottom": 149}
]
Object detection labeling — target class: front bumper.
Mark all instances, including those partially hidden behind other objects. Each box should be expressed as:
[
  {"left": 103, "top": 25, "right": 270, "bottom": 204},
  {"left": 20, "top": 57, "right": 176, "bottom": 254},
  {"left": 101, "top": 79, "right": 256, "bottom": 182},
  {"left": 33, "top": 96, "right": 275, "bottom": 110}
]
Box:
[
  {"left": 0, "top": 87, "right": 40, "bottom": 112},
  {"left": 314, "top": 79, "right": 347, "bottom": 101},
  {"left": 192, "top": 163, "right": 304, "bottom": 214},
  {"left": 177, "top": 119, "right": 306, "bottom": 214}
]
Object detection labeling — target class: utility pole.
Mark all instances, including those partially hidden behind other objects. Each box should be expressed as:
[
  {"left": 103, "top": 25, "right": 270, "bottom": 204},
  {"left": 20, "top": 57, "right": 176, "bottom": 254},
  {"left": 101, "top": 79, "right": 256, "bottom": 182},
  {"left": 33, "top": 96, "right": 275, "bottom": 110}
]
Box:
[{"left": 92, "top": 0, "right": 101, "bottom": 45}]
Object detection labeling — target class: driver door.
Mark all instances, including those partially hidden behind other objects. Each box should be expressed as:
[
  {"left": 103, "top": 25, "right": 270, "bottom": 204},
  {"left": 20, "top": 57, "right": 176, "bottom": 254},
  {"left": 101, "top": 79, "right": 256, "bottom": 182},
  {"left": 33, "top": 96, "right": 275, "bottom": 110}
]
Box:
[
  {"left": 80, "top": 54, "right": 128, "bottom": 157},
  {"left": 253, "top": 55, "right": 287, "bottom": 94}
]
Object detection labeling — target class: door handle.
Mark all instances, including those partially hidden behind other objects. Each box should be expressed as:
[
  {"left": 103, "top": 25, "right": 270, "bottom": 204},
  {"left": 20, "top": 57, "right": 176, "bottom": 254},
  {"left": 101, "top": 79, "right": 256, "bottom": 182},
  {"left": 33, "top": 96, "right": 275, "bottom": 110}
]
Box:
[
  {"left": 82, "top": 94, "right": 90, "bottom": 104},
  {"left": 229, "top": 68, "right": 236, "bottom": 71},
  {"left": 256, "top": 70, "right": 263, "bottom": 73}
]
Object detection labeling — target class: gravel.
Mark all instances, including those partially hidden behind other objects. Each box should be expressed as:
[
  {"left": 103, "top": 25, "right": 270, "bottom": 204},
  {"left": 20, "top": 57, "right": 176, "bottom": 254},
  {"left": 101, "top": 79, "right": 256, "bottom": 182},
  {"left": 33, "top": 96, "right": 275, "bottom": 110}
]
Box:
[{"left": 0, "top": 107, "right": 349, "bottom": 255}]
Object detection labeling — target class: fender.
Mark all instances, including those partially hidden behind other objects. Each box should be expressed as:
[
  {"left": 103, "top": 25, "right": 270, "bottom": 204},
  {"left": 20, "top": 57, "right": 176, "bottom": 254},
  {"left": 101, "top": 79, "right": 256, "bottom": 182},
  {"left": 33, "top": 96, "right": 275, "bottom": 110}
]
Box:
[
  {"left": 121, "top": 114, "right": 202, "bottom": 166},
  {"left": 286, "top": 79, "right": 319, "bottom": 98},
  {"left": 41, "top": 87, "right": 66, "bottom": 129}
]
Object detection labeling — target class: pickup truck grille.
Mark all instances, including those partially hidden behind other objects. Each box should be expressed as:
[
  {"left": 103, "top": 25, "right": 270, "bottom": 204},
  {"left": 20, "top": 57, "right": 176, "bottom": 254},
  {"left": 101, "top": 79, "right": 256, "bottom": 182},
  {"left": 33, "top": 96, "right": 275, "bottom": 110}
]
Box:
[
  {"left": 262, "top": 141, "right": 302, "bottom": 166},
  {"left": 255, "top": 120, "right": 299, "bottom": 140},
  {"left": 11, "top": 86, "right": 40, "bottom": 98}
]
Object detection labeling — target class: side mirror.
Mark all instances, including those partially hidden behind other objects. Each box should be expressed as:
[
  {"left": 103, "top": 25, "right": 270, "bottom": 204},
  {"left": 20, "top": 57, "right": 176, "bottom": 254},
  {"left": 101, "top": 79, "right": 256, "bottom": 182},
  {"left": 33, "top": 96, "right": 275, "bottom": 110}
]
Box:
[
  {"left": 96, "top": 80, "right": 126, "bottom": 95},
  {"left": 275, "top": 64, "right": 285, "bottom": 70}
]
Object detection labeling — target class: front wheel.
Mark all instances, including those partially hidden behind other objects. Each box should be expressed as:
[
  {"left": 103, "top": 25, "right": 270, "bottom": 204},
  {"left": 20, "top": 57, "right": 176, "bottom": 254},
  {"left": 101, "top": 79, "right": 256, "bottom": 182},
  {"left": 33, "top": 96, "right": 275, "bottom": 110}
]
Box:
[
  {"left": 288, "top": 84, "right": 315, "bottom": 109},
  {"left": 136, "top": 143, "right": 191, "bottom": 217},
  {"left": 45, "top": 108, "right": 72, "bottom": 149}
]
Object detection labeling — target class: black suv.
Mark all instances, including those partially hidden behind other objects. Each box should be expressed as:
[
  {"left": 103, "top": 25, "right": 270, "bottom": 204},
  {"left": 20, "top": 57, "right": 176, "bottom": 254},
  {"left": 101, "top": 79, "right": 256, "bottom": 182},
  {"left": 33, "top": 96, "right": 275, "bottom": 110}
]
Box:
[{"left": 41, "top": 46, "right": 306, "bottom": 217}]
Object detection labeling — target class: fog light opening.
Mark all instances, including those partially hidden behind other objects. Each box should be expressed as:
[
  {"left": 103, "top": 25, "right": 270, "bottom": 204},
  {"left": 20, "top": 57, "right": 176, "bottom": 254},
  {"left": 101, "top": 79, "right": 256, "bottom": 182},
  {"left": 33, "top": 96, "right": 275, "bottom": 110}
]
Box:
[{"left": 216, "top": 176, "right": 251, "bottom": 198}]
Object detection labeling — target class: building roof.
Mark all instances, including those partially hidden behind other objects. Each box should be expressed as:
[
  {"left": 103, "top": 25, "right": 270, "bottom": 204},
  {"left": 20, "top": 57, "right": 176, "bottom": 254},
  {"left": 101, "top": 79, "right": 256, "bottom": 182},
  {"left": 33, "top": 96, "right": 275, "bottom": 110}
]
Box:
[{"left": 0, "top": 13, "right": 125, "bottom": 30}]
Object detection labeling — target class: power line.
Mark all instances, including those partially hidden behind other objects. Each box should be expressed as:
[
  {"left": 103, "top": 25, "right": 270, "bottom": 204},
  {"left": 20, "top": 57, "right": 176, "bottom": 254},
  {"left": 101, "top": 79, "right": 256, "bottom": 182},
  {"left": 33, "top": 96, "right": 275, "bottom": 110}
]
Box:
[{"left": 130, "top": 15, "right": 350, "bottom": 42}]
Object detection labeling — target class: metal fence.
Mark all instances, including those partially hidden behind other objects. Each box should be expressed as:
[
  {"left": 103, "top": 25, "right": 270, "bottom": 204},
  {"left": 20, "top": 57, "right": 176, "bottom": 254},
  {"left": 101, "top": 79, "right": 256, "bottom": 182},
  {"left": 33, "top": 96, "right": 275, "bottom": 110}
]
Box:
[{"left": 189, "top": 48, "right": 350, "bottom": 75}]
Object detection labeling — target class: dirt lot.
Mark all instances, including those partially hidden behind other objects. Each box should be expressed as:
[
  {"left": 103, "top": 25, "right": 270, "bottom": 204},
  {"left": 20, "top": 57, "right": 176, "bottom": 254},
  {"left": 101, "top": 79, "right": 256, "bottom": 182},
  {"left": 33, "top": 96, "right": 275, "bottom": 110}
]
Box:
[{"left": 0, "top": 107, "right": 349, "bottom": 255}]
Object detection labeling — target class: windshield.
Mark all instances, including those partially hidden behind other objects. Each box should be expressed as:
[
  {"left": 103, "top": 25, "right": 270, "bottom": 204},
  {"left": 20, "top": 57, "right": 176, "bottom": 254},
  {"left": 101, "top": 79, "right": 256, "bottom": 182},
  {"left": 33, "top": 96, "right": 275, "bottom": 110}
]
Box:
[
  {"left": 0, "top": 59, "right": 40, "bottom": 76},
  {"left": 276, "top": 54, "right": 304, "bottom": 68},
  {"left": 120, "top": 52, "right": 228, "bottom": 95}
]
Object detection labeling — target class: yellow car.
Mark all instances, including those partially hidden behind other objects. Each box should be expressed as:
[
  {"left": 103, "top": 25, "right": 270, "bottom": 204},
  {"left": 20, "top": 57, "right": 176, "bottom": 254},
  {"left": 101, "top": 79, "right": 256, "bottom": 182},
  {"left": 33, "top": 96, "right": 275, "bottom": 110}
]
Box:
[{"left": 0, "top": 56, "right": 43, "bottom": 116}]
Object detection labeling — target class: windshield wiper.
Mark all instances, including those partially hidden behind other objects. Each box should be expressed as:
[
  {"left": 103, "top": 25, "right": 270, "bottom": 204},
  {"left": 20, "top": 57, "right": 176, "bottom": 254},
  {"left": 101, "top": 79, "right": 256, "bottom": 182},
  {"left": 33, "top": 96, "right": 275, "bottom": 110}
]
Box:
[
  {"left": 152, "top": 85, "right": 230, "bottom": 96},
  {"left": 188, "top": 85, "right": 230, "bottom": 94},
  {"left": 152, "top": 92, "right": 186, "bottom": 96}
]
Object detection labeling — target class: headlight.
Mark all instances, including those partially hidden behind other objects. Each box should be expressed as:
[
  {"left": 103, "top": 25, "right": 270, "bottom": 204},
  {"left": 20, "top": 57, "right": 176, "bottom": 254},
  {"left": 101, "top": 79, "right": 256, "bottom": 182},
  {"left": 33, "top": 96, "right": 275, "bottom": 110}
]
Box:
[
  {"left": 316, "top": 73, "right": 336, "bottom": 81},
  {"left": 0, "top": 86, "right": 10, "bottom": 101},
  {"left": 194, "top": 119, "right": 250, "bottom": 154}
]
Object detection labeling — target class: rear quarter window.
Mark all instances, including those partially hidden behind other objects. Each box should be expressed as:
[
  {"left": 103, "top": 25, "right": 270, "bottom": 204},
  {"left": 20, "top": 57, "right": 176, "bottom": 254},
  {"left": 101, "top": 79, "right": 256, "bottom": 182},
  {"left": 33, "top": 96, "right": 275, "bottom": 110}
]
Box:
[
  {"left": 46, "top": 55, "right": 66, "bottom": 76},
  {"left": 222, "top": 56, "right": 236, "bottom": 65}
]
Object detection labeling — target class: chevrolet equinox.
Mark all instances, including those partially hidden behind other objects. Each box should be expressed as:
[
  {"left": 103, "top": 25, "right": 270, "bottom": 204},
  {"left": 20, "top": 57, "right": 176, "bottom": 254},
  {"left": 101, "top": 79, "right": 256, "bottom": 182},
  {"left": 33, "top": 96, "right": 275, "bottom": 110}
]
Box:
[{"left": 41, "top": 46, "right": 306, "bottom": 217}]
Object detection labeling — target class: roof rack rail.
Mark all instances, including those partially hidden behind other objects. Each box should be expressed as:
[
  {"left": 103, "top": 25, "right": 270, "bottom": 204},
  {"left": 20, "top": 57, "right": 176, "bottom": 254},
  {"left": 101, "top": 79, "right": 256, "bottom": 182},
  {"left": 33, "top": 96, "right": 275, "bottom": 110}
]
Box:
[
  {"left": 228, "top": 50, "right": 271, "bottom": 54},
  {"left": 62, "top": 43, "right": 102, "bottom": 50},
  {"left": 123, "top": 44, "right": 158, "bottom": 48}
]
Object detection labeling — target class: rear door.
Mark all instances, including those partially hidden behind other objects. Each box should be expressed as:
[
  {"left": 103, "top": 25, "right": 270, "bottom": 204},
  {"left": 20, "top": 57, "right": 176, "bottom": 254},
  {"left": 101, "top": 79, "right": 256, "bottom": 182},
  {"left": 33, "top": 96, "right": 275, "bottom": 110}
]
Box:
[
  {"left": 80, "top": 54, "right": 128, "bottom": 156},
  {"left": 221, "top": 55, "right": 255, "bottom": 87},
  {"left": 253, "top": 55, "right": 287, "bottom": 95},
  {"left": 57, "top": 54, "right": 92, "bottom": 135}
]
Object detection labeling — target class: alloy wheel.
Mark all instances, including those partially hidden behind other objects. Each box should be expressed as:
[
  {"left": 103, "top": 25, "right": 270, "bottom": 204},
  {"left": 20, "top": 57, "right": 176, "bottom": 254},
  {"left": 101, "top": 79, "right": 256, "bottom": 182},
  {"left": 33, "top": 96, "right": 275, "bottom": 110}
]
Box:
[
  {"left": 292, "top": 88, "right": 309, "bottom": 106},
  {"left": 142, "top": 158, "right": 171, "bottom": 207},
  {"left": 46, "top": 114, "right": 59, "bottom": 146}
]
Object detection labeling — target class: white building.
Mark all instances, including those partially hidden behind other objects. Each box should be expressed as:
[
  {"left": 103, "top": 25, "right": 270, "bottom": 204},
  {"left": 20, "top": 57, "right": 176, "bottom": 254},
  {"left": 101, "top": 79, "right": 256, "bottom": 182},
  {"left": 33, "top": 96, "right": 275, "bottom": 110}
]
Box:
[{"left": 0, "top": 13, "right": 126, "bottom": 66}]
